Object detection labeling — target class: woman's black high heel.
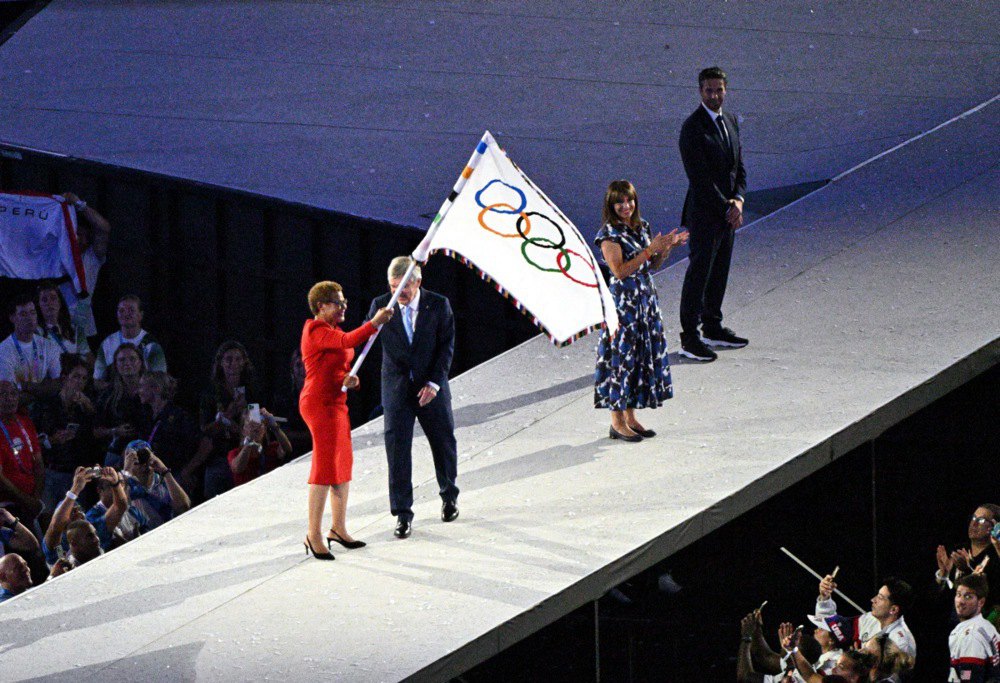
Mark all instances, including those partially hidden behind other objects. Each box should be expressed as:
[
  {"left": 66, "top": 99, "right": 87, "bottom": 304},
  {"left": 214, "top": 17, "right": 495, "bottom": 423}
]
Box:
[
  {"left": 327, "top": 530, "right": 367, "bottom": 550},
  {"left": 304, "top": 537, "right": 335, "bottom": 560}
]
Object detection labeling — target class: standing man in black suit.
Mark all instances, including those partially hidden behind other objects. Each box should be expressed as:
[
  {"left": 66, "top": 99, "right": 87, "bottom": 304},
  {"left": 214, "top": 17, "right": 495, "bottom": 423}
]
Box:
[
  {"left": 678, "top": 66, "right": 749, "bottom": 362},
  {"left": 368, "top": 256, "right": 459, "bottom": 539}
]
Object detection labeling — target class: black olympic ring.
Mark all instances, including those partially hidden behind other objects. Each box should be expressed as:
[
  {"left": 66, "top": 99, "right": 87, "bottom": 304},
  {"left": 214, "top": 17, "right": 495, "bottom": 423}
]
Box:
[{"left": 515, "top": 211, "right": 566, "bottom": 250}]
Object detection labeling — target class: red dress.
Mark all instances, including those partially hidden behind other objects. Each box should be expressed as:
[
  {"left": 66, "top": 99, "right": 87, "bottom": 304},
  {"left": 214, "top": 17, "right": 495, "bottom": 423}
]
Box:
[{"left": 299, "top": 318, "right": 378, "bottom": 485}]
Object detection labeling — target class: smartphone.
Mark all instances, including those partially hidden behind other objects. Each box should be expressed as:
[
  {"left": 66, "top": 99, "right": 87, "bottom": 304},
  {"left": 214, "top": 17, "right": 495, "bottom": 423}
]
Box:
[{"left": 248, "top": 403, "right": 261, "bottom": 424}]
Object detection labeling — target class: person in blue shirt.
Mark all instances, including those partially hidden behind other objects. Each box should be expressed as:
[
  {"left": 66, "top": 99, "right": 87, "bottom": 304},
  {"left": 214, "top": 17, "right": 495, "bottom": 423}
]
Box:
[
  {"left": 0, "top": 552, "right": 32, "bottom": 603},
  {"left": 43, "top": 466, "right": 126, "bottom": 570}
]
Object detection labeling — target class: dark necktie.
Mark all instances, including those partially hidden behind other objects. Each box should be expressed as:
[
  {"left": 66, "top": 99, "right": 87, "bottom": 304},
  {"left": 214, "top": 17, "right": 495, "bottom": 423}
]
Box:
[{"left": 716, "top": 114, "right": 731, "bottom": 153}]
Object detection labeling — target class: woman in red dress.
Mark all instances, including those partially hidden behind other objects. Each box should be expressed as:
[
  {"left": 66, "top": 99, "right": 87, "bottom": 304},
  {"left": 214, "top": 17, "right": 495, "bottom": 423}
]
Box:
[{"left": 300, "top": 281, "right": 392, "bottom": 559}]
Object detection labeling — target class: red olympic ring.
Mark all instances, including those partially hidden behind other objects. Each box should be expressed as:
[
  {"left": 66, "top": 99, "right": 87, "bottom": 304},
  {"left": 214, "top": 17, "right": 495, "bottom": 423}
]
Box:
[{"left": 556, "top": 248, "right": 599, "bottom": 288}]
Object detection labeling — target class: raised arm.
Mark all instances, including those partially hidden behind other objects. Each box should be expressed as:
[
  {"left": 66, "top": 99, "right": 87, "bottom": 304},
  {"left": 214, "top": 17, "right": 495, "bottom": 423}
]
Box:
[{"left": 44, "top": 467, "right": 91, "bottom": 549}]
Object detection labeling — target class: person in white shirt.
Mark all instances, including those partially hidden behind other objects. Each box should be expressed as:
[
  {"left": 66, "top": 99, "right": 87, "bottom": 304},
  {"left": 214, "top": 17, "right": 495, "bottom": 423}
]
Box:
[
  {"left": 0, "top": 295, "right": 62, "bottom": 401},
  {"left": 949, "top": 573, "right": 1000, "bottom": 683},
  {"left": 93, "top": 294, "right": 167, "bottom": 385},
  {"left": 814, "top": 573, "right": 916, "bottom": 661}
]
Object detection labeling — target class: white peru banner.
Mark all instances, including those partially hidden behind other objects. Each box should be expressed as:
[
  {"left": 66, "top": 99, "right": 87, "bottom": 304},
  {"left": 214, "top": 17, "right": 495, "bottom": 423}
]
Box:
[
  {"left": 414, "top": 132, "right": 618, "bottom": 346},
  {"left": 0, "top": 192, "right": 87, "bottom": 294}
]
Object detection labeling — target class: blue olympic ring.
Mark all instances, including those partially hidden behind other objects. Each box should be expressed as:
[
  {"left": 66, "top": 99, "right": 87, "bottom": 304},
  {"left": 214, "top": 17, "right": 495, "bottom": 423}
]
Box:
[{"left": 475, "top": 179, "right": 527, "bottom": 215}]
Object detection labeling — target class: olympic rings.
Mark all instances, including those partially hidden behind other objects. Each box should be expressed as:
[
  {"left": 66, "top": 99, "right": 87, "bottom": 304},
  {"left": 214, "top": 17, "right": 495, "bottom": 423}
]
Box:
[{"left": 473, "top": 179, "right": 599, "bottom": 288}]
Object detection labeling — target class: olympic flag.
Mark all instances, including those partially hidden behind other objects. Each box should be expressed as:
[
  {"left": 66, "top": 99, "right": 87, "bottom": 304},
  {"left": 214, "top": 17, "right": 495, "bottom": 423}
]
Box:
[{"left": 413, "top": 131, "right": 618, "bottom": 346}]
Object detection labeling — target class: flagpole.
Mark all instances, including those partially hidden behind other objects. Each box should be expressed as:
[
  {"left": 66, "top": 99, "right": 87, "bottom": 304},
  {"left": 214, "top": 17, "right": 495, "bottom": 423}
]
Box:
[{"left": 342, "top": 131, "right": 492, "bottom": 391}]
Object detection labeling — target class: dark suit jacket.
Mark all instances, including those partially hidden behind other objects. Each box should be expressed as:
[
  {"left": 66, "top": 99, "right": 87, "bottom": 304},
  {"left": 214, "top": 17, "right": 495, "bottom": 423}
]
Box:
[
  {"left": 367, "top": 289, "right": 455, "bottom": 411},
  {"left": 679, "top": 105, "right": 747, "bottom": 230}
]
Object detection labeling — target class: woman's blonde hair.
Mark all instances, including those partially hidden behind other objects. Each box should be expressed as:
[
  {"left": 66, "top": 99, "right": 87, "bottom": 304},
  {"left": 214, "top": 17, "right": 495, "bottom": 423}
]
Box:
[
  {"left": 307, "top": 281, "right": 343, "bottom": 315},
  {"left": 602, "top": 180, "right": 641, "bottom": 228}
]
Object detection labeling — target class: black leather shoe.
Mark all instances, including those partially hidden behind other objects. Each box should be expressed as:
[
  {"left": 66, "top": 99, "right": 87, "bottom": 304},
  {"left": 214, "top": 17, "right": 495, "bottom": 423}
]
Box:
[
  {"left": 609, "top": 426, "right": 642, "bottom": 442},
  {"left": 442, "top": 500, "right": 459, "bottom": 523},
  {"left": 628, "top": 426, "right": 656, "bottom": 438},
  {"left": 394, "top": 518, "right": 412, "bottom": 539}
]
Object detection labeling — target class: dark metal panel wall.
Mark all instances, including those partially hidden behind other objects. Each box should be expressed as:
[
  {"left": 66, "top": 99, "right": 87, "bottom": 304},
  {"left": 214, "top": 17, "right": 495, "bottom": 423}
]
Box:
[{"left": 0, "top": 146, "right": 541, "bottom": 431}]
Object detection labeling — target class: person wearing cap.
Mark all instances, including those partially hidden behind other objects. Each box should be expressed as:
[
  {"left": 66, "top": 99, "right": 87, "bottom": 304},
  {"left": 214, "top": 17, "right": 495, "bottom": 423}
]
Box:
[
  {"left": 123, "top": 440, "right": 190, "bottom": 530},
  {"left": 814, "top": 573, "right": 916, "bottom": 660},
  {"left": 949, "top": 573, "right": 1000, "bottom": 683},
  {"left": 804, "top": 614, "right": 845, "bottom": 676}
]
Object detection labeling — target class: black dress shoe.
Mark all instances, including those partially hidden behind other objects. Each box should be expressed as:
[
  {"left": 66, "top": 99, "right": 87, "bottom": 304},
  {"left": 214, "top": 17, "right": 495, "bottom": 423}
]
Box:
[
  {"left": 609, "top": 426, "right": 642, "bottom": 442},
  {"left": 628, "top": 426, "right": 656, "bottom": 438},
  {"left": 394, "top": 518, "right": 412, "bottom": 539},
  {"left": 442, "top": 500, "right": 459, "bottom": 523}
]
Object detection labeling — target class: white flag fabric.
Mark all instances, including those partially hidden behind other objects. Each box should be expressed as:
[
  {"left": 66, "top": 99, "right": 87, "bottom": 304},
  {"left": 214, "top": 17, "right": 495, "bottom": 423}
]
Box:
[
  {"left": 0, "top": 192, "right": 88, "bottom": 294},
  {"left": 413, "top": 132, "right": 618, "bottom": 346}
]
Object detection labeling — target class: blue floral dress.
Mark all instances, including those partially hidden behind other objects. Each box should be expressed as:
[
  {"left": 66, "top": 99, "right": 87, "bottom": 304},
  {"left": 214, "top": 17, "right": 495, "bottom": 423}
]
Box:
[{"left": 594, "top": 220, "right": 673, "bottom": 410}]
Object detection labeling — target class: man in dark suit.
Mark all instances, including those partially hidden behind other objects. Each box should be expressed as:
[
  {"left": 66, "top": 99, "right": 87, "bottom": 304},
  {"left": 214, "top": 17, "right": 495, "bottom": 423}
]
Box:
[
  {"left": 368, "top": 256, "right": 459, "bottom": 539},
  {"left": 678, "top": 66, "right": 749, "bottom": 362}
]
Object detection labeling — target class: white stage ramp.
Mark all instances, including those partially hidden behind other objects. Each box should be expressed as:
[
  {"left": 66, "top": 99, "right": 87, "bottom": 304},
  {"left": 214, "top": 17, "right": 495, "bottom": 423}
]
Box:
[{"left": 1, "top": 99, "right": 998, "bottom": 681}]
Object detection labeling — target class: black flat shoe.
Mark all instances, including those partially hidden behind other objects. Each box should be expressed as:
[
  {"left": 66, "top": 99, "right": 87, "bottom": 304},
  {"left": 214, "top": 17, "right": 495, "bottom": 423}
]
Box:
[
  {"left": 394, "top": 518, "right": 412, "bottom": 539},
  {"left": 628, "top": 426, "right": 656, "bottom": 438},
  {"left": 327, "top": 530, "right": 366, "bottom": 550},
  {"left": 609, "top": 426, "right": 642, "bottom": 443},
  {"left": 304, "top": 537, "right": 335, "bottom": 560}
]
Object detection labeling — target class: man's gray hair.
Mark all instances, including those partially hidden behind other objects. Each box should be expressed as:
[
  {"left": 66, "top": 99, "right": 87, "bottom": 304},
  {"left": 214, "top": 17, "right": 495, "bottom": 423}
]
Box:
[{"left": 387, "top": 256, "right": 421, "bottom": 282}]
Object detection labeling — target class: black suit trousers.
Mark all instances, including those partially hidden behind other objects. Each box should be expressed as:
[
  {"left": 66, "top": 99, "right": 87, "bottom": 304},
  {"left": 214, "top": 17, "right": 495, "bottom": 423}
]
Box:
[
  {"left": 384, "top": 382, "right": 459, "bottom": 521},
  {"left": 679, "top": 225, "right": 734, "bottom": 336}
]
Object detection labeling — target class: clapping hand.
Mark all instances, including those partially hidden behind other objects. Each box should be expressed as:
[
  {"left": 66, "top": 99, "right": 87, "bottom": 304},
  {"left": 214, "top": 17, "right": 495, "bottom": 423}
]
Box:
[
  {"left": 937, "top": 545, "right": 955, "bottom": 575},
  {"left": 952, "top": 548, "right": 974, "bottom": 573}
]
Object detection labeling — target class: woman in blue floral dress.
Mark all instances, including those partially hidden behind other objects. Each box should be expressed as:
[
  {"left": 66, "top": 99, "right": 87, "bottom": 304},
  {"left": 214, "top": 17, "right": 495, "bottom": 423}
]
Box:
[{"left": 594, "top": 180, "right": 688, "bottom": 442}]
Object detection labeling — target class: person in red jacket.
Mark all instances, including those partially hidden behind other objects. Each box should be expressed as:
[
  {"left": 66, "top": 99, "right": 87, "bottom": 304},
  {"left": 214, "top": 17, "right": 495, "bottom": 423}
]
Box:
[{"left": 299, "top": 281, "right": 392, "bottom": 560}]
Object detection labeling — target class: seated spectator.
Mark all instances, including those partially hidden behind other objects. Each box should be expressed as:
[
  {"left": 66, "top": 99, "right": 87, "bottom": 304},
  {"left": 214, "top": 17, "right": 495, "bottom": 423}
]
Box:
[
  {"left": 58, "top": 191, "right": 111, "bottom": 341},
  {"left": 0, "top": 552, "right": 32, "bottom": 603},
  {"left": 227, "top": 408, "right": 292, "bottom": 487},
  {"left": 93, "top": 295, "right": 166, "bottom": 386},
  {"left": 0, "top": 507, "right": 39, "bottom": 558},
  {"left": 949, "top": 574, "right": 1000, "bottom": 683},
  {"left": 0, "top": 380, "right": 44, "bottom": 523},
  {"left": 123, "top": 441, "right": 190, "bottom": 530},
  {"left": 94, "top": 343, "right": 149, "bottom": 468},
  {"left": 184, "top": 340, "right": 256, "bottom": 500},
  {"left": 31, "top": 354, "right": 98, "bottom": 524},
  {"left": 43, "top": 466, "right": 124, "bottom": 570},
  {"left": 137, "top": 371, "right": 197, "bottom": 472},
  {"left": 0, "top": 294, "right": 61, "bottom": 402},
  {"left": 814, "top": 573, "right": 916, "bottom": 659},
  {"left": 36, "top": 282, "right": 89, "bottom": 359}
]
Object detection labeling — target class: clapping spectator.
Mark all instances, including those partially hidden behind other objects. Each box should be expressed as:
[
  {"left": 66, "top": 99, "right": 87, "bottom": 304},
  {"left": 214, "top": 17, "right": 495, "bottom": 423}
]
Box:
[
  {"left": 31, "top": 354, "right": 98, "bottom": 525},
  {"left": 36, "top": 282, "right": 89, "bottom": 359},
  {"left": 935, "top": 504, "right": 1000, "bottom": 597},
  {"left": 0, "top": 507, "right": 38, "bottom": 558},
  {"left": 0, "top": 295, "right": 61, "bottom": 402},
  {"left": 94, "top": 343, "right": 148, "bottom": 468},
  {"left": 123, "top": 441, "right": 189, "bottom": 530},
  {"left": 185, "top": 341, "right": 256, "bottom": 499},
  {"left": 58, "top": 192, "right": 111, "bottom": 340},
  {"left": 93, "top": 295, "right": 166, "bottom": 387},
  {"left": 0, "top": 552, "right": 32, "bottom": 603},
  {"left": 136, "top": 371, "right": 197, "bottom": 472},
  {"left": 0, "top": 380, "right": 44, "bottom": 523},
  {"left": 227, "top": 408, "right": 292, "bottom": 487}
]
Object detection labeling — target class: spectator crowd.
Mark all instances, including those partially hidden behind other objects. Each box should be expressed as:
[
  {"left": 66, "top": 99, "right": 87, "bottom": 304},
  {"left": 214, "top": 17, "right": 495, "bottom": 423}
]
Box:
[
  {"left": 736, "top": 503, "right": 1000, "bottom": 681},
  {"left": 0, "top": 192, "right": 295, "bottom": 605}
]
